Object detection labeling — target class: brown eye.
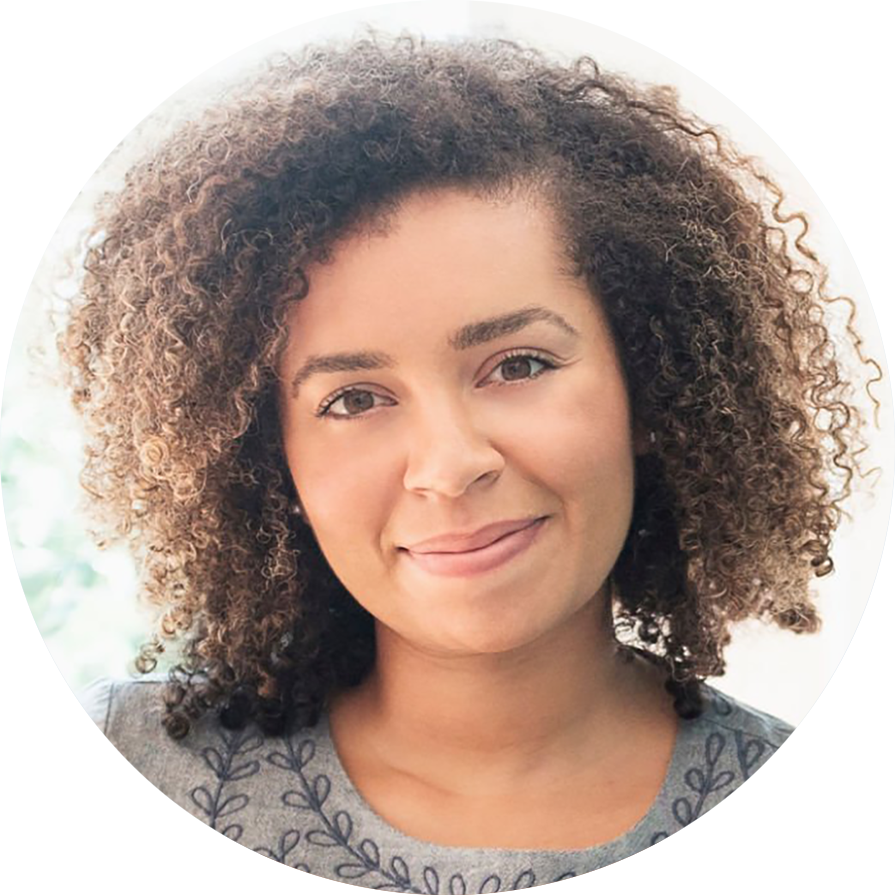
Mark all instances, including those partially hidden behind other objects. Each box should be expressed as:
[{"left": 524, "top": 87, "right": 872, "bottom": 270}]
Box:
[
  {"left": 318, "top": 388, "right": 392, "bottom": 419},
  {"left": 343, "top": 391, "right": 375, "bottom": 415},
  {"left": 500, "top": 357, "right": 537, "bottom": 381},
  {"left": 484, "top": 353, "right": 555, "bottom": 386}
]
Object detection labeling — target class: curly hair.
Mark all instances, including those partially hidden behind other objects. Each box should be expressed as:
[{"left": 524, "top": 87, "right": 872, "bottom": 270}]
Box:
[{"left": 56, "top": 34, "right": 878, "bottom": 738}]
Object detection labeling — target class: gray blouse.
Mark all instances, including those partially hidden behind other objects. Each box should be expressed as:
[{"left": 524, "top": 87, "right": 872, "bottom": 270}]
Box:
[
  {"left": 81, "top": 676, "right": 792, "bottom": 891},
  {"left": 119, "top": 815, "right": 848, "bottom": 895}
]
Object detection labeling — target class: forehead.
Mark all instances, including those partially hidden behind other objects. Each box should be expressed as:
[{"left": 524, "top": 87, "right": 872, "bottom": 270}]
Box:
[{"left": 284, "top": 189, "right": 587, "bottom": 355}]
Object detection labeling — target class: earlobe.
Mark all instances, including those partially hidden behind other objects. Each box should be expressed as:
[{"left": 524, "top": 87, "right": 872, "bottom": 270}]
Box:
[{"left": 290, "top": 496, "right": 310, "bottom": 523}]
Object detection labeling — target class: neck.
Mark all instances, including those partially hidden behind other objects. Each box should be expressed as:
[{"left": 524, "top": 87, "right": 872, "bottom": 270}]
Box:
[
  {"left": 261, "top": 850, "right": 650, "bottom": 895},
  {"left": 333, "top": 593, "right": 668, "bottom": 793}
]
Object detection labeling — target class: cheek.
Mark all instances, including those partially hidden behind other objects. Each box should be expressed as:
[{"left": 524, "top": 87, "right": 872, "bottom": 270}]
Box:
[
  {"left": 544, "top": 382, "right": 636, "bottom": 590},
  {"left": 516, "top": 370, "right": 635, "bottom": 498},
  {"left": 285, "top": 427, "right": 399, "bottom": 550}
]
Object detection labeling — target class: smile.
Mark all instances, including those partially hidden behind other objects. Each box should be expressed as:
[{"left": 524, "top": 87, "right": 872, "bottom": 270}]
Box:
[{"left": 401, "top": 517, "right": 549, "bottom": 578}]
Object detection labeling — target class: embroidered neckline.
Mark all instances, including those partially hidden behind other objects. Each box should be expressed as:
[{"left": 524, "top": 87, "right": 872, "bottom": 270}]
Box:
[{"left": 313, "top": 695, "right": 699, "bottom": 858}]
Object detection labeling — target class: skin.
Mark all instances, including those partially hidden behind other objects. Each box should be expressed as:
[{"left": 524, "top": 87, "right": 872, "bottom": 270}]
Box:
[{"left": 277, "top": 189, "right": 677, "bottom": 849}]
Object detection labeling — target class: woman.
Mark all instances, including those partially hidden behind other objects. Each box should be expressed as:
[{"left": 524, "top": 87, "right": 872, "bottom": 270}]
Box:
[{"left": 68, "top": 34, "right": 875, "bottom": 887}]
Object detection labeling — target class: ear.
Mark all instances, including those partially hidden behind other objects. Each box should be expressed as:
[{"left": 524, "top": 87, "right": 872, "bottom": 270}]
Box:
[
  {"left": 299, "top": 497, "right": 313, "bottom": 524},
  {"left": 289, "top": 491, "right": 310, "bottom": 523}
]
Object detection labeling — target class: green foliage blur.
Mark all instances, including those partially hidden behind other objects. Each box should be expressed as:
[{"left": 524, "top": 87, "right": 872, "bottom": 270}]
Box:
[{"left": 1, "top": 293, "right": 163, "bottom": 693}]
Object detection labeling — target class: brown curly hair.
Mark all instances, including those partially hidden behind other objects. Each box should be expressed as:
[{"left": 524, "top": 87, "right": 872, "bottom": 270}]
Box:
[{"left": 56, "top": 34, "right": 878, "bottom": 738}]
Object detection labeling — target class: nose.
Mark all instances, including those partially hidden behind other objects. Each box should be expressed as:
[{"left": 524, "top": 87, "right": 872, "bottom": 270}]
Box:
[{"left": 402, "top": 398, "right": 505, "bottom": 499}]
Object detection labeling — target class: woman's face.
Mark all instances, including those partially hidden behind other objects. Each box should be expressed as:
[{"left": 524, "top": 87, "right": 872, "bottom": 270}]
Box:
[{"left": 277, "top": 189, "right": 636, "bottom": 657}]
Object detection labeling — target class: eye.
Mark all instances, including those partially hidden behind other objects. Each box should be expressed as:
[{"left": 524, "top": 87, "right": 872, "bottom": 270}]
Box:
[
  {"left": 316, "top": 387, "right": 395, "bottom": 419},
  {"left": 480, "top": 351, "right": 558, "bottom": 386}
]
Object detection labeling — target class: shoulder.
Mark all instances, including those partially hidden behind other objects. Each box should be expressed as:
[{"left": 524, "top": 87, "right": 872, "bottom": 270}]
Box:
[
  {"left": 691, "top": 684, "right": 795, "bottom": 785},
  {"left": 643, "top": 817, "right": 848, "bottom": 895},
  {"left": 78, "top": 676, "right": 117, "bottom": 732},
  {"left": 641, "top": 686, "right": 794, "bottom": 848},
  {"left": 74, "top": 676, "right": 342, "bottom": 849},
  {"left": 77, "top": 675, "right": 184, "bottom": 792},
  {"left": 78, "top": 674, "right": 169, "bottom": 739},
  {"left": 698, "top": 684, "right": 795, "bottom": 747}
]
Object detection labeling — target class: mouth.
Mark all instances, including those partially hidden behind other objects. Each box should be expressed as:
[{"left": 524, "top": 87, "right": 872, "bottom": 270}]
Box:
[
  {"left": 403, "top": 516, "right": 548, "bottom": 554},
  {"left": 400, "top": 516, "right": 549, "bottom": 578}
]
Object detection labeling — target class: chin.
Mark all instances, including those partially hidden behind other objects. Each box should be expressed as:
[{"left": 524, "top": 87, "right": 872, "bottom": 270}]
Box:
[{"left": 413, "top": 606, "right": 572, "bottom": 658}]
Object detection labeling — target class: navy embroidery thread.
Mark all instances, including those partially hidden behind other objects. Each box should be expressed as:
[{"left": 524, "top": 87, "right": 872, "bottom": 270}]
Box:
[
  {"left": 266, "top": 733, "right": 575, "bottom": 891},
  {"left": 253, "top": 828, "right": 312, "bottom": 873},
  {"left": 649, "top": 731, "right": 735, "bottom": 844},
  {"left": 734, "top": 730, "right": 774, "bottom": 781},
  {"left": 269, "top": 735, "right": 415, "bottom": 888},
  {"left": 188, "top": 727, "right": 262, "bottom": 841}
]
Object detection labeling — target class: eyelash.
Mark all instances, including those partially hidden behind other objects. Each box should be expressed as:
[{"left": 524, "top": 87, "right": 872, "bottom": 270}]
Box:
[{"left": 314, "top": 349, "right": 559, "bottom": 420}]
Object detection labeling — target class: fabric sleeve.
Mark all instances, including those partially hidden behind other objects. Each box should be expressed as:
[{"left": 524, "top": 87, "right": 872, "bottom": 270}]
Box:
[{"left": 77, "top": 676, "right": 116, "bottom": 734}]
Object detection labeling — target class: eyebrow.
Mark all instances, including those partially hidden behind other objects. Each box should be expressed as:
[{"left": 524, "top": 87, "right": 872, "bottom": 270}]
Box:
[
  {"left": 448, "top": 306, "right": 579, "bottom": 350},
  {"left": 290, "top": 306, "right": 580, "bottom": 397}
]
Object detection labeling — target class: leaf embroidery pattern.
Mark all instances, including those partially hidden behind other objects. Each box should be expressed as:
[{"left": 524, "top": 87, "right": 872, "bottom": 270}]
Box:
[
  {"left": 734, "top": 730, "right": 769, "bottom": 780},
  {"left": 265, "top": 734, "right": 577, "bottom": 891},
  {"left": 188, "top": 727, "right": 262, "bottom": 842},
  {"left": 708, "top": 690, "right": 734, "bottom": 718},
  {"left": 253, "top": 828, "right": 312, "bottom": 873},
  {"left": 649, "top": 731, "right": 735, "bottom": 843}
]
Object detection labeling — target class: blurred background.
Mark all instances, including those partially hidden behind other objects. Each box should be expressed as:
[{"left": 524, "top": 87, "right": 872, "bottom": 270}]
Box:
[{"left": 0, "top": 0, "right": 895, "bottom": 895}]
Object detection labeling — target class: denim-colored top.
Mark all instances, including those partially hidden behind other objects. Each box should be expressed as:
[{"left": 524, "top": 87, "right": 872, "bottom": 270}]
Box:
[{"left": 82, "top": 676, "right": 792, "bottom": 891}]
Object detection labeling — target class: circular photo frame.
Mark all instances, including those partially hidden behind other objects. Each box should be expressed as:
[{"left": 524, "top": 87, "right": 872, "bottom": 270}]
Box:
[{"left": 2, "top": 4, "right": 892, "bottom": 891}]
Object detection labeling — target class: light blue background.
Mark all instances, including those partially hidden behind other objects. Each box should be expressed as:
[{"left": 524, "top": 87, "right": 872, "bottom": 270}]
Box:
[{"left": 0, "top": 0, "right": 895, "bottom": 895}]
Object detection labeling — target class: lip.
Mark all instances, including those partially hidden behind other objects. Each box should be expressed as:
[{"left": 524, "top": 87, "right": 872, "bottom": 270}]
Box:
[
  {"left": 401, "top": 516, "right": 548, "bottom": 578},
  {"left": 404, "top": 517, "right": 545, "bottom": 554}
]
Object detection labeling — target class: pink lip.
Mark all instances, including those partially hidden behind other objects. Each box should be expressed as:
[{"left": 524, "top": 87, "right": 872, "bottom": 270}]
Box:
[
  {"left": 402, "top": 517, "right": 548, "bottom": 578},
  {"left": 405, "top": 518, "right": 546, "bottom": 554}
]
